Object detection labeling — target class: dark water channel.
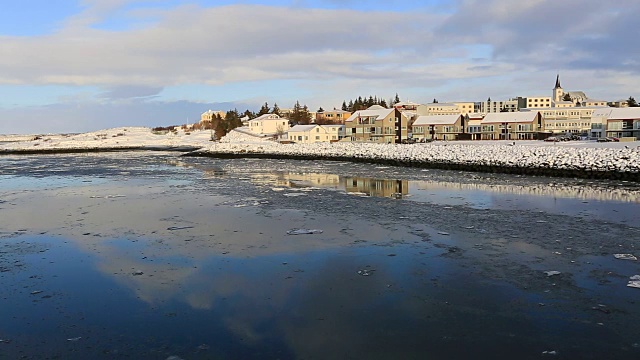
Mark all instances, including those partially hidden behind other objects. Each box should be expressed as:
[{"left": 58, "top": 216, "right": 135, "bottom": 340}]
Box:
[{"left": 1, "top": 153, "right": 640, "bottom": 359}]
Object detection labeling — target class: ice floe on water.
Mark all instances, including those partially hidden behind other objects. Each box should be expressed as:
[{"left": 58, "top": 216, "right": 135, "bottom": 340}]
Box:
[{"left": 286, "top": 229, "right": 323, "bottom": 235}]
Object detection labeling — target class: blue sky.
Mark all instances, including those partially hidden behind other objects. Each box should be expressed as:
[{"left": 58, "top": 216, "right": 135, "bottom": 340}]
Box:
[{"left": 1, "top": 0, "right": 639, "bottom": 134}]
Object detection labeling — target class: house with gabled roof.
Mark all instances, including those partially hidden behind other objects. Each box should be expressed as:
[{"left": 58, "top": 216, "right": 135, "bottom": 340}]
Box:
[
  {"left": 480, "top": 112, "right": 544, "bottom": 140},
  {"left": 412, "top": 115, "right": 465, "bottom": 141},
  {"left": 248, "top": 113, "right": 290, "bottom": 135},
  {"left": 344, "top": 106, "right": 409, "bottom": 143},
  {"left": 287, "top": 124, "right": 344, "bottom": 143}
]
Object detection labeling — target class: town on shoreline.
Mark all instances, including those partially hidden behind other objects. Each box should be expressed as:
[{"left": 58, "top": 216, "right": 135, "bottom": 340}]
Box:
[{"left": 194, "top": 75, "right": 639, "bottom": 145}]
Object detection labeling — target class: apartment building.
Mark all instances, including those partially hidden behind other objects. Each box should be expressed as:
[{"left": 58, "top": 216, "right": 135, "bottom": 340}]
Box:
[
  {"left": 412, "top": 115, "right": 465, "bottom": 141},
  {"left": 344, "top": 106, "right": 409, "bottom": 143},
  {"left": 480, "top": 112, "right": 544, "bottom": 140}
]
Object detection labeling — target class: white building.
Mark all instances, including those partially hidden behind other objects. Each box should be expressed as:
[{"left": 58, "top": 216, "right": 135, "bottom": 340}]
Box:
[
  {"left": 426, "top": 103, "right": 462, "bottom": 115},
  {"left": 287, "top": 124, "right": 344, "bottom": 143},
  {"left": 592, "top": 107, "right": 640, "bottom": 139},
  {"left": 248, "top": 114, "right": 290, "bottom": 135},
  {"left": 522, "top": 106, "right": 607, "bottom": 135}
]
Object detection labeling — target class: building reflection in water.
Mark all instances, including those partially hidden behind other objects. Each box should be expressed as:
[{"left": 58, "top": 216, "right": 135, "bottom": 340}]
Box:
[
  {"left": 251, "top": 172, "right": 409, "bottom": 199},
  {"left": 169, "top": 159, "right": 639, "bottom": 204},
  {"left": 343, "top": 177, "right": 409, "bottom": 198},
  {"left": 413, "top": 180, "right": 640, "bottom": 203},
  {"left": 249, "top": 171, "right": 639, "bottom": 203}
]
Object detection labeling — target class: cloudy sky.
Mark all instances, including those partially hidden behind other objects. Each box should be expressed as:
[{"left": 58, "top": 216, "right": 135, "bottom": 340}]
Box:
[{"left": 1, "top": 0, "right": 639, "bottom": 134}]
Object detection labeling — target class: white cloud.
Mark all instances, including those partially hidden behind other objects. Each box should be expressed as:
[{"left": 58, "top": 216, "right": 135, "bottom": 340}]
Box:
[{"left": 2, "top": 0, "right": 640, "bottom": 133}]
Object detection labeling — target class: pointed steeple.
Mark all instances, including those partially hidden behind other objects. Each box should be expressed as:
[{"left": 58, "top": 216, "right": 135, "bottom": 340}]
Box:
[{"left": 554, "top": 74, "right": 561, "bottom": 89}]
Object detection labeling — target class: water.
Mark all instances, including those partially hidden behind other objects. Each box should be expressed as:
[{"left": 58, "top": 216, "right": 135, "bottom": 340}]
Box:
[{"left": 1, "top": 153, "right": 640, "bottom": 359}]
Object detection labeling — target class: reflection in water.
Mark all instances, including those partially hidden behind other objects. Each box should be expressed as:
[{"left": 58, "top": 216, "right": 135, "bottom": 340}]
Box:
[
  {"left": 414, "top": 179, "right": 640, "bottom": 203},
  {"left": 344, "top": 177, "right": 408, "bottom": 198},
  {"left": 246, "top": 170, "right": 640, "bottom": 203},
  {"left": 250, "top": 172, "right": 409, "bottom": 198},
  {"left": 2, "top": 154, "right": 640, "bottom": 359}
]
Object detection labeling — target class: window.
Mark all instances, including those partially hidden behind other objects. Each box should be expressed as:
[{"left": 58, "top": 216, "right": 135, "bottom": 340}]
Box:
[{"left": 316, "top": 136, "right": 320, "bottom": 140}]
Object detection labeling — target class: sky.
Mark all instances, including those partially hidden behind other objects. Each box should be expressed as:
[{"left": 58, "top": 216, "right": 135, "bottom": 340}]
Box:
[{"left": 1, "top": 0, "right": 639, "bottom": 134}]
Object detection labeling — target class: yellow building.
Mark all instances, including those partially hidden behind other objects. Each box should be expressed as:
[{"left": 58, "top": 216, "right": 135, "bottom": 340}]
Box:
[
  {"left": 200, "top": 110, "right": 226, "bottom": 123},
  {"left": 315, "top": 109, "right": 352, "bottom": 124}
]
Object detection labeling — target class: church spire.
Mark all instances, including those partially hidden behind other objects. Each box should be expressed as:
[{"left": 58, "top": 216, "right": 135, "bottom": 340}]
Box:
[{"left": 554, "top": 74, "right": 561, "bottom": 89}]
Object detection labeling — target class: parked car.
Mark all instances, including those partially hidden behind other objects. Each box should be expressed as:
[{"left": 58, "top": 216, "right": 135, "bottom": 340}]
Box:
[
  {"left": 544, "top": 136, "right": 558, "bottom": 142},
  {"left": 597, "top": 137, "right": 612, "bottom": 142},
  {"left": 609, "top": 137, "right": 620, "bottom": 142}
]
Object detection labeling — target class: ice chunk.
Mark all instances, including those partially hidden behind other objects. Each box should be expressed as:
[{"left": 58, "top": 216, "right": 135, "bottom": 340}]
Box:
[
  {"left": 614, "top": 254, "right": 637, "bottom": 261},
  {"left": 544, "top": 271, "right": 561, "bottom": 277},
  {"left": 286, "top": 229, "right": 323, "bottom": 235},
  {"left": 357, "top": 269, "right": 375, "bottom": 276},
  {"left": 167, "top": 226, "right": 194, "bottom": 231},
  {"left": 628, "top": 281, "right": 640, "bottom": 289}
]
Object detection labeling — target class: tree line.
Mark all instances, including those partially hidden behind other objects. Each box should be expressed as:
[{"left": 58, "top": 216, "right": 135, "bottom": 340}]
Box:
[{"left": 337, "top": 93, "right": 402, "bottom": 112}]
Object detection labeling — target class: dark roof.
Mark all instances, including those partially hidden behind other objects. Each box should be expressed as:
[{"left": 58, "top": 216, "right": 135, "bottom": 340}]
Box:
[{"left": 555, "top": 74, "right": 562, "bottom": 89}]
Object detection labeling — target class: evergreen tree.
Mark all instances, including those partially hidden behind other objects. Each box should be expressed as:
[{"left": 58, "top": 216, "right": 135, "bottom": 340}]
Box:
[
  {"left": 301, "top": 104, "right": 311, "bottom": 125},
  {"left": 341, "top": 101, "right": 347, "bottom": 111},
  {"left": 348, "top": 99, "right": 354, "bottom": 112},
  {"left": 214, "top": 120, "right": 226, "bottom": 140},
  {"left": 290, "top": 101, "right": 303, "bottom": 125},
  {"left": 562, "top": 93, "right": 572, "bottom": 102},
  {"left": 367, "top": 96, "right": 375, "bottom": 107},
  {"left": 379, "top": 99, "right": 388, "bottom": 108},
  {"left": 272, "top": 103, "right": 281, "bottom": 116},
  {"left": 393, "top": 93, "right": 400, "bottom": 105},
  {"left": 433, "top": 98, "right": 438, "bottom": 103},
  {"left": 257, "top": 102, "right": 270, "bottom": 116},
  {"left": 223, "top": 109, "right": 242, "bottom": 131},
  {"left": 317, "top": 106, "right": 325, "bottom": 112},
  {"left": 628, "top": 96, "right": 638, "bottom": 107},
  {"left": 243, "top": 109, "right": 255, "bottom": 120}
]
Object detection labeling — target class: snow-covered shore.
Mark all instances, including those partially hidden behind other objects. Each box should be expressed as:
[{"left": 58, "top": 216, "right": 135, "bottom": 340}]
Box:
[
  {"left": 2, "top": 127, "right": 640, "bottom": 180},
  {"left": 0, "top": 127, "right": 213, "bottom": 152},
  {"left": 192, "top": 131, "right": 640, "bottom": 180}
]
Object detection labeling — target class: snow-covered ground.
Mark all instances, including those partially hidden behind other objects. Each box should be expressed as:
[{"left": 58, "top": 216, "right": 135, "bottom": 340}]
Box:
[
  {"left": 199, "top": 130, "right": 640, "bottom": 174},
  {"left": 2, "top": 127, "right": 639, "bottom": 175},
  {"left": 0, "top": 127, "right": 214, "bottom": 151}
]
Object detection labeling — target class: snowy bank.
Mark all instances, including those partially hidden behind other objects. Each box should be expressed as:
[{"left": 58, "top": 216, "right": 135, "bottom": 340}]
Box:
[
  {"left": 0, "top": 127, "right": 212, "bottom": 153},
  {"left": 189, "top": 139, "right": 640, "bottom": 181}
]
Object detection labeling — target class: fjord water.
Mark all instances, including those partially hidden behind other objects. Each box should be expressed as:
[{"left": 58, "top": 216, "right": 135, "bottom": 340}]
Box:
[{"left": 1, "top": 153, "right": 639, "bottom": 359}]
